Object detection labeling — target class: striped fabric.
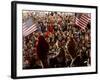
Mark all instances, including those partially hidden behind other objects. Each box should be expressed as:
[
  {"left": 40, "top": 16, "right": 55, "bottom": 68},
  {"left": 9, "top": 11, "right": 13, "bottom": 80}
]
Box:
[
  {"left": 75, "top": 13, "right": 90, "bottom": 29},
  {"left": 22, "top": 18, "right": 37, "bottom": 37}
]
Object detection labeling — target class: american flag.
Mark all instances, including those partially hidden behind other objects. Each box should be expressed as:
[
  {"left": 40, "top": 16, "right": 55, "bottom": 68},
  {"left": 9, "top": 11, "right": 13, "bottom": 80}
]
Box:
[
  {"left": 75, "top": 13, "right": 90, "bottom": 30},
  {"left": 22, "top": 17, "right": 37, "bottom": 37}
]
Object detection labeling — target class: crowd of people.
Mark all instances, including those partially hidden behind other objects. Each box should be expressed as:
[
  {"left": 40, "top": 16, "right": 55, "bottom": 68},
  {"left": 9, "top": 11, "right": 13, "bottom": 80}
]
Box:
[{"left": 22, "top": 11, "right": 91, "bottom": 69}]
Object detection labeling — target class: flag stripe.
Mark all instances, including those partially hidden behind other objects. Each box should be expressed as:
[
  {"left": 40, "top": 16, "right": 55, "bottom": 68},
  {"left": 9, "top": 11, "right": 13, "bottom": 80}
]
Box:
[
  {"left": 24, "top": 26, "right": 37, "bottom": 36},
  {"left": 79, "top": 19, "right": 88, "bottom": 26},
  {"left": 80, "top": 15, "right": 89, "bottom": 23},
  {"left": 77, "top": 21, "right": 85, "bottom": 29},
  {"left": 23, "top": 25, "right": 36, "bottom": 34},
  {"left": 75, "top": 13, "right": 90, "bottom": 29},
  {"left": 80, "top": 18, "right": 88, "bottom": 24},
  {"left": 22, "top": 17, "right": 38, "bottom": 37},
  {"left": 23, "top": 24, "right": 36, "bottom": 33},
  {"left": 75, "top": 18, "right": 86, "bottom": 29},
  {"left": 80, "top": 15, "right": 89, "bottom": 22},
  {"left": 81, "top": 15, "right": 89, "bottom": 23},
  {"left": 78, "top": 21, "right": 86, "bottom": 28},
  {"left": 23, "top": 23, "right": 37, "bottom": 36}
]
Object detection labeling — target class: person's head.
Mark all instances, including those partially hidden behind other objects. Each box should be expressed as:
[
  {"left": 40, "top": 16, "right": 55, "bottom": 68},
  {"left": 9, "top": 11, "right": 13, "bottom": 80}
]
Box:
[{"left": 38, "top": 36, "right": 46, "bottom": 44}]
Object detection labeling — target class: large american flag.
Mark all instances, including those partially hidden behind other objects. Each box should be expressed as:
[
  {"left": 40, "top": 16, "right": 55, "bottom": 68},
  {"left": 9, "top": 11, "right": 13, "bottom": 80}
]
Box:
[
  {"left": 22, "top": 17, "right": 37, "bottom": 37},
  {"left": 75, "top": 13, "right": 90, "bottom": 29}
]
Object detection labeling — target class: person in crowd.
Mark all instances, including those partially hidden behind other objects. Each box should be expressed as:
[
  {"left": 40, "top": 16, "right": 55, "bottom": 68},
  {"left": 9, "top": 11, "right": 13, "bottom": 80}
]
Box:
[{"left": 36, "top": 35, "right": 49, "bottom": 68}]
